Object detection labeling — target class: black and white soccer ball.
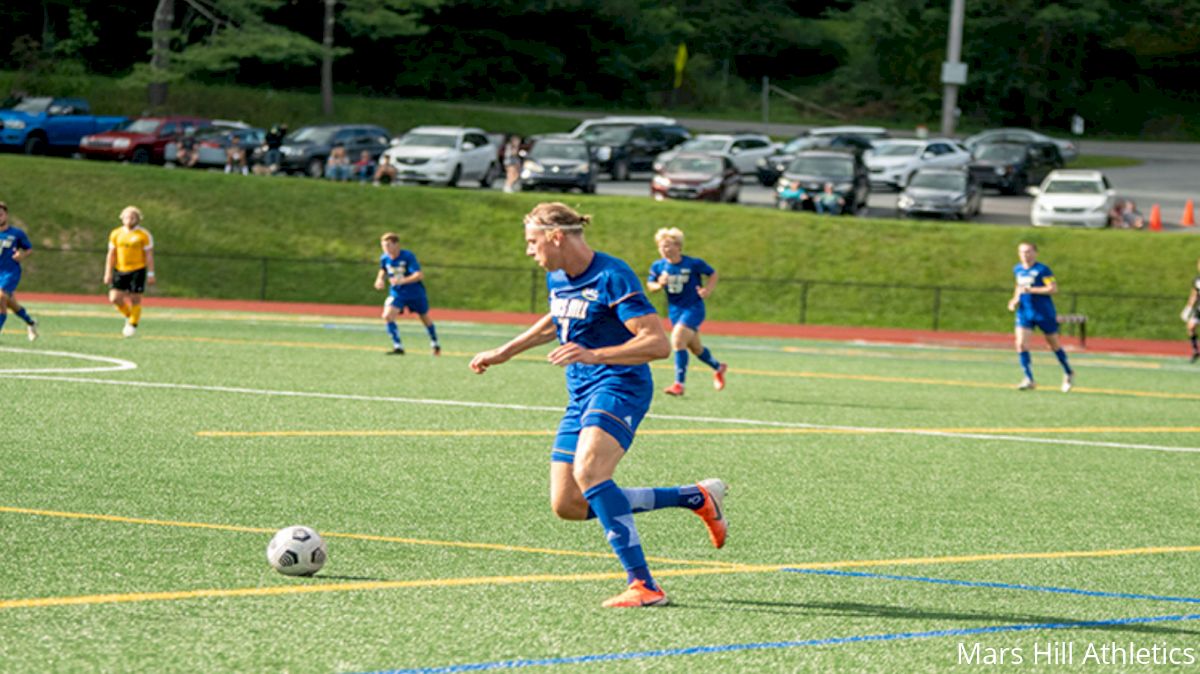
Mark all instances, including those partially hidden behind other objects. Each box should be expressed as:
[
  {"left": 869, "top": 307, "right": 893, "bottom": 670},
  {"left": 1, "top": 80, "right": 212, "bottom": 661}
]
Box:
[{"left": 266, "top": 525, "right": 328, "bottom": 576}]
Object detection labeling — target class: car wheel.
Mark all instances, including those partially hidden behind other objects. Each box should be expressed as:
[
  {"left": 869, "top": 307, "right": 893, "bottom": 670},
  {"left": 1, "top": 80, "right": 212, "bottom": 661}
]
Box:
[
  {"left": 583, "top": 183, "right": 596, "bottom": 194},
  {"left": 729, "top": 189, "right": 739, "bottom": 203},
  {"left": 611, "top": 159, "right": 629, "bottom": 181},
  {"left": 479, "top": 162, "right": 498, "bottom": 188},
  {"left": 22, "top": 135, "right": 46, "bottom": 155},
  {"left": 306, "top": 158, "right": 325, "bottom": 178},
  {"left": 447, "top": 164, "right": 462, "bottom": 187},
  {"left": 131, "top": 147, "right": 151, "bottom": 164}
]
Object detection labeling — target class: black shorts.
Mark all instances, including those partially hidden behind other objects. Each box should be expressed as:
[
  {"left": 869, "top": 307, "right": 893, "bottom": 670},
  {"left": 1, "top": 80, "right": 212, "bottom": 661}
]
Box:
[{"left": 111, "top": 268, "right": 148, "bottom": 294}]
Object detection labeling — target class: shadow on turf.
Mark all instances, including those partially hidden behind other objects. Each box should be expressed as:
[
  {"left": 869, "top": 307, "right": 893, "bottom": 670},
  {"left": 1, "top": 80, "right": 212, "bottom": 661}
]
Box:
[
  {"left": 313, "top": 574, "right": 391, "bottom": 581},
  {"left": 760, "top": 398, "right": 929, "bottom": 411},
  {"left": 689, "top": 600, "right": 1200, "bottom": 637}
]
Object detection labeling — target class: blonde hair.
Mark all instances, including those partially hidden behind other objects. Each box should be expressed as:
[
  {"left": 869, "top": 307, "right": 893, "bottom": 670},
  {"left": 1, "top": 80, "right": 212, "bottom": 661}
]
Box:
[
  {"left": 380, "top": 232, "right": 400, "bottom": 244},
  {"left": 524, "top": 202, "right": 591, "bottom": 233},
  {"left": 654, "top": 227, "right": 684, "bottom": 246},
  {"left": 120, "top": 206, "right": 143, "bottom": 224}
]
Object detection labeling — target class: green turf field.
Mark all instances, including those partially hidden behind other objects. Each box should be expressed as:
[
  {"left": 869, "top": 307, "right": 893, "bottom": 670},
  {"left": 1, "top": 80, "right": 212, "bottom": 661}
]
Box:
[{"left": 3, "top": 304, "right": 1200, "bottom": 672}]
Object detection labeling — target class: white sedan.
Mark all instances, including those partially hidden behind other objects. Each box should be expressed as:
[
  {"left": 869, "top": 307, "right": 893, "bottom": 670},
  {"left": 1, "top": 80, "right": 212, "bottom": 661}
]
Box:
[
  {"left": 1030, "top": 170, "right": 1115, "bottom": 228},
  {"left": 865, "top": 139, "right": 972, "bottom": 189},
  {"left": 653, "top": 134, "right": 777, "bottom": 175}
]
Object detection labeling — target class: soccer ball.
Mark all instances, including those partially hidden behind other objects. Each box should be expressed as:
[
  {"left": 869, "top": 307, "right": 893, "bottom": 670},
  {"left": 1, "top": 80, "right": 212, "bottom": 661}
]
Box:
[{"left": 266, "top": 525, "right": 328, "bottom": 576}]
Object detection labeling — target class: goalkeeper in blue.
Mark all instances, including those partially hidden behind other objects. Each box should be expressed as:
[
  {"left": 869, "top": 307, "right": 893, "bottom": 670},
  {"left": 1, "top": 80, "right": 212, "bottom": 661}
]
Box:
[
  {"left": 469, "top": 202, "right": 728, "bottom": 608},
  {"left": 1007, "top": 242, "right": 1074, "bottom": 392},
  {"left": 646, "top": 227, "right": 726, "bottom": 396}
]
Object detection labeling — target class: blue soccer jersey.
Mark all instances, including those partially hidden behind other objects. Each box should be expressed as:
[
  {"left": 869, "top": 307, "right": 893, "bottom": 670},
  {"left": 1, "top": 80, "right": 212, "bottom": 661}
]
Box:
[
  {"left": 1014, "top": 261, "right": 1057, "bottom": 318},
  {"left": 547, "top": 251, "right": 657, "bottom": 397},
  {"left": 0, "top": 226, "right": 32, "bottom": 275},
  {"left": 381, "top": 250, "right": 426, "bottom": 300},
  {"left": 648, "top": 255, "right": 714, "bottom": 310}
]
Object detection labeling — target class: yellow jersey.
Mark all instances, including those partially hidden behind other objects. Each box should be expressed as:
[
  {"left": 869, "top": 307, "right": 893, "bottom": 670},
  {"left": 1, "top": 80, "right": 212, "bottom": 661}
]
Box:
[{"left": 108, "top": 226, "right": 154, "bottom": 272}]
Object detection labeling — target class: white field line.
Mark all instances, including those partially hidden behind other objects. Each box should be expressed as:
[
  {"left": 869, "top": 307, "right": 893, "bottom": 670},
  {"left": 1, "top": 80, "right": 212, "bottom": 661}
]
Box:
[
  {"left": 5, "top": 372, "right": 1200, "bottom": 454},
  {"left": 0, "top": 347, "right": 138, "bottom": 374}
]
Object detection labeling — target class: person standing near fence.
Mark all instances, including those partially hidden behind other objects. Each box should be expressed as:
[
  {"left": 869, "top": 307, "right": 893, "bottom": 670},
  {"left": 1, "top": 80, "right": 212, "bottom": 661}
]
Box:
[
  {"left": 1006, "top": 242, "right": 1073, "bottom": 392},
  {"left": 646, "top": 227, "right": 727, "bottom": 396},
  {"left": 0, "top": 201, "right": 38, "bottom": 341},
  {"left": 1183, "top": 257, "right": 1200, "bottom": 363},
  {"left": 103, "top": 206, "right": 155, "bottom": 338},
  {"left": 373, "top": 233, "right": 440, "bottom": 356}
]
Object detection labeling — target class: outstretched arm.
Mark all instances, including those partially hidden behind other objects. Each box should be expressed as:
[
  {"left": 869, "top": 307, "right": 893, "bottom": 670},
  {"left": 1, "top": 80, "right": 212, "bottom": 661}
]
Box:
[{"left": 470, "top": 313, "right": 558, "bottom": 374}]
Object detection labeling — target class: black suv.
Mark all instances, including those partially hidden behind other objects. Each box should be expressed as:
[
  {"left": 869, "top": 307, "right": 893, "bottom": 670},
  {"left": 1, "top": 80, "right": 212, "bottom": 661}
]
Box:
[
  {"left": 775, "top": 149, "right": 871, "bottom": 214},
  {"left": 968, "top": 141, "right": 1063, "bottom": 195},
  {"left": 273, "top": 124, "right": 391, "bottom": 177},
  {"left": 573, "top": 123, "right": 690, "bottom": 180},
  {"left": 756, "top": 134, "right": 876, "bottom": 186}
]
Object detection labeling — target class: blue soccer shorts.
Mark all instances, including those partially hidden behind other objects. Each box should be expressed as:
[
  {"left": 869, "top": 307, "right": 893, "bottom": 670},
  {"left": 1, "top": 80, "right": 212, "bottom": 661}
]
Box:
[
  {"left": 1016, "top": 312, "right": 1059, "bottom": 334},
  {"left": 551, "top": 384, "right": 653, "bottom": 463},
  {"left": 0, "top": 270, "right": 20, "bottom": 294},
  {"left": 668, "top": 302, "right": 706, "bottom": 331},
  {"left": 386, "top": 292, "right": 429, "bottom": 315}
]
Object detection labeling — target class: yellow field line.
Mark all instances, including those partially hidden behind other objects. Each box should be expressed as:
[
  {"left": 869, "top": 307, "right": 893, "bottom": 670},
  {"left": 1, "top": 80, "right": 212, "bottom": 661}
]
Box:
[
  {"left": 0, "top": 506, "right": 738, "bottom": 569},
  {"left": 4, "top": 543, "right": 1200, "bottom": 611},
  {"left": 196, "top": 426, "right": 1200, "bottom": 438}
]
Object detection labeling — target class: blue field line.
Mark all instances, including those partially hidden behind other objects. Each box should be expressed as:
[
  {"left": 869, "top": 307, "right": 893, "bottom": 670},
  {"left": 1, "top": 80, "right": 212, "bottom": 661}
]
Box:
[
  {"left": 358, "top": 613, "right": 1200, "bottom": 673},
  {"left": 782, "top": 568, "right": 1200, "bottom": 605}
]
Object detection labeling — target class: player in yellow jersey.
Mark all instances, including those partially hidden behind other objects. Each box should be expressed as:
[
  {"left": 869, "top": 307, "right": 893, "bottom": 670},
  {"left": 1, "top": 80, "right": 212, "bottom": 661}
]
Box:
[{"left": 103, "top": 206, "right": 156, "bottom": 337}]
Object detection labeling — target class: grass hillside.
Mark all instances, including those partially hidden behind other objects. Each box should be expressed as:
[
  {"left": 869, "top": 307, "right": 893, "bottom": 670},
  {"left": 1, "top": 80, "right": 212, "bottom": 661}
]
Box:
[{"left": 3, "top": 155, "right": 1196, "bottom": 339}]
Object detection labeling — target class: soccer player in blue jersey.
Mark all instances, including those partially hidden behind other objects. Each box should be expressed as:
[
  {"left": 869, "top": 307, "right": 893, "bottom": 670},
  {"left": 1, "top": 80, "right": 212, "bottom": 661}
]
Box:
[
  {"left": 1006, "top": 242, "right": 1073, "bottom": 392},
  {"left": 0, "top": 201, "right": 39, "bottom": 341},
  {"left": 647, "top": 227, "right": 727, "bottom": 396},
  {"left": 374, "top": 233, "right": 440, "bottom": 356},
  {"left": 469, "top": 202, "right": 728, "bottom": 608}
]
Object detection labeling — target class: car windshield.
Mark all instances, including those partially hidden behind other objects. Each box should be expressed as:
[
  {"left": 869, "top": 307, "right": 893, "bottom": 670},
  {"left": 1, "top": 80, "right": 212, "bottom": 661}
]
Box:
[
  {"left": 910, "top": 173, "right": 966, "bottom": 190},
  {"left": 787, "top": 156, "right": 853, "bottom": 179},
  {"left": 397, "top": 133, "right": 457, "bottom": 148},
  {"left": 10, "top": 97, "right": 53, "bottom": 113},
  {"left": 975, "top": 145, "right": 1024, "bottom": 161},
  {"left": 1043, "top": 179, "right": 1103, "bottom": 194},
  {"left": 580, "top": 125, "right": 634, "bottom": 144},
  {"left": 781, "top": 137, "right": 816, "bottom": 153},
  {"left": 681, "top": 138, "right": 729, "bottom": 152},
  {"left": 530, "top": 143, "right": 589, "bottom": 160},
  {"left": 118, "top": 119, "right": 163, "bottom": 134},
  {"left": 666, "top": 157, "right": 722, "bottom": 174},
  {"left": 286, "top": 127, "right": 336, "bottom": 145},
  {"left": 874, "top": 144, "right": 921, "bottom": 157}
]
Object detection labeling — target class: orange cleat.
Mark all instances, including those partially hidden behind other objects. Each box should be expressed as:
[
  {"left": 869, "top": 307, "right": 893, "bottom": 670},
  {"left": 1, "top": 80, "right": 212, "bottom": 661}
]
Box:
[
  {"left": 694, "top": 478, "right": 728, "bottom": 549},
  {"left": 713, "top": 363, "right": 728, "bottom": 391},
  {"left": 433, "top": 344, "right": 442, "bottom": 356},
  {"left": 601, "top": 579, "right": 669, "bottom": 608},
  {"left": 663, "top": 382, "right": 685, "bottom": 396}
]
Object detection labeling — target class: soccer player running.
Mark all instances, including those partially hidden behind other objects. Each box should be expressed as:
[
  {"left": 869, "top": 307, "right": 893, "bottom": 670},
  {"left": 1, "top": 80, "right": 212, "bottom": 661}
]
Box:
[
  {"left": 0, "top": 201, "right": 39, "bottom": 341},
  {"left": 373, "top": 233, "right": 440, "bottom": 356},
  {"left": 1006, "top": 242, "right": 1074, "bottom": 392},
  {"left": 103, "top": 206, "right": 155, "bottom": 338},
  {"left": 469, "top": 203, "right": 728, "bottom": 608},
  {"left": 646, "top": 227, "right": 727, "bottom": 396},
  {"left": 1183, "top": 257, "right": 1200, "bottom": 363}
]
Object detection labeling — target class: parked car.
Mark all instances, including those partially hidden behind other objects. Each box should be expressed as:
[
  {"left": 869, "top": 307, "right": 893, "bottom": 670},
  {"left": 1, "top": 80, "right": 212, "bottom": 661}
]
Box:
[
  {"left": 519, "top": 138, "right": 597, "bottom": 193},
  {"left": 165, "top": 124, "right": 265, "bottom": 169},
  {"left": 967, "top": 141, "right": 1063, "bottom": 195},
  {"left": 865, "top": 139, "right": 972, "bottom": 190},
  {"left": 963, "top": 127, "right": 1078, "bottom": 162},
  {"left": 774, "top": 149, "right": 871, "bottom": 214},
  {"left": 0, "top": 96, "right": 127, "bottom": 155},
  {"left": 651, "top": 153, "right": 740, "bottom": 203},
  {"left": 80, "top": 116, "right": 209, "bottom": 164},
  {"left": 755, "top": 133, "right": 879, "bottom": 186},
  {"left": 1030, "top": 170, "right": 1115, "bottom": 228},
  {"left": 653, "top": 133, "right": 776, "bottom": 174},
  {"left": 275, "top": 124, "right": 390, "bottom": 177},
  {"left": 568, "top": 116, "right": 677, "bottom": 138},
  {"left": 571, "top": 122, "right": 690, "bottom": 180},
  {"left": 896, "top": 168, "right": 982, "bottom": 220},
  {"left": 380, "top": 126, "right": 497, "bottom": 187}
]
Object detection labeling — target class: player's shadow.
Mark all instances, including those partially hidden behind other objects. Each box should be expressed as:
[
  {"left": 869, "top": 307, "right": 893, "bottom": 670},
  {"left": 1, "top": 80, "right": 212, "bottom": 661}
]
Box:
[
  {"left": 686, "top": 600, "right": 1200, "bottom": 637},
  {"left": 312, "top": 574, "right": 391, "bottom": 581}
]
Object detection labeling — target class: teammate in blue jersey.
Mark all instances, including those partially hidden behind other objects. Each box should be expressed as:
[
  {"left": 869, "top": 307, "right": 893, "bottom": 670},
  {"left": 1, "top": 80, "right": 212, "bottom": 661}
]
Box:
[
  {"left": 469, "top": 202, "right": 729, "bottom": 608},
  {"left": 1006, "top": 242, "right": 1073, "bottom": 392},
  {"left": 373, "top": 233, "right": 439, "bottom": 356},
  {"left": 646, "top": 227, "right": 727, "bottom": 396},
  {"left": 0, "top": 201, "right": 39, "bottom": 341}
]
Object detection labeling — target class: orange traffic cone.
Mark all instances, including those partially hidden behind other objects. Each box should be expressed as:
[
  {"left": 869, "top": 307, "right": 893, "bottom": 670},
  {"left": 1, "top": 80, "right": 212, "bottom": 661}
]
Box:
[
  {"left": 1182, "top": 199, "right": 1196, "bottom": 227},
  {"left": 1149, "top": 204, "right": 1162, "bottom": 231}
]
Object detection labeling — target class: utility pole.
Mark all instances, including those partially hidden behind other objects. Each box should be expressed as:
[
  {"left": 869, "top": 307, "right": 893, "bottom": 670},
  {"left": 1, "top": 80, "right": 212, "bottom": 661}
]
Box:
[
  {"left": 940, "top": 0, "right": 966, "bottom": 136},
  {"left": 321, "top": 0, "right": 335, "bottom": 117},
  {"left": 149, "top": 0, "right": 174, "bottom": 108}
]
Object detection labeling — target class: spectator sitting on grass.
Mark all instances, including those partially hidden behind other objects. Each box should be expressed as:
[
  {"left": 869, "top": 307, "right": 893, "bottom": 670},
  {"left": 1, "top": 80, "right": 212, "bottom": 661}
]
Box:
[
  {"left": 814, "top": 182, "right": 845, "bottom": 215},
  {"left": 225, "top": 136, "right": 249, "bottom": 175},
  {"left": 374, "top": 155, "right": 398, "bottom": 186},
  {"left": 325, "top": 144, "right": 351, "bottom": 181},
  {"left": 353, "top": 150, "right": 377, "bottom": 183},
  {"left": 1109, "top": 198, "right": 1144, "bottom": 229}
]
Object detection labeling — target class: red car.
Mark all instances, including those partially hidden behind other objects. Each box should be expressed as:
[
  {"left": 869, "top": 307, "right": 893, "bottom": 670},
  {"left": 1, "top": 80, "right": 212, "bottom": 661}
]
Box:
[
  {"left": 650, "top": 152, "right": 740, "bottom": 203},
  {"left": 81, "top": 116, "right": 209, "bottom": 164}
]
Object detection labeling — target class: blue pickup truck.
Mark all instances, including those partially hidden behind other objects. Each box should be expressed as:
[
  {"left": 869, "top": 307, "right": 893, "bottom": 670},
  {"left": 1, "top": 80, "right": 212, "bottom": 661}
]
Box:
[{"left": 0, "top": 97, "right": 127, "bottom": 155}]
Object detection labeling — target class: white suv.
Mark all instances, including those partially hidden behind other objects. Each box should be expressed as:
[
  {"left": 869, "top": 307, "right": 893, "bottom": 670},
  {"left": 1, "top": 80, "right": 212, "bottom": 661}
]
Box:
[
  {"left": 1030, "top": 170, "right": 1115, "bottom": 228},
  {"left": 653, "top": 133, "right": 777, "bottom": 174},
  {"left": 381, "top": 126, "right": 497, "bottom": 187}
]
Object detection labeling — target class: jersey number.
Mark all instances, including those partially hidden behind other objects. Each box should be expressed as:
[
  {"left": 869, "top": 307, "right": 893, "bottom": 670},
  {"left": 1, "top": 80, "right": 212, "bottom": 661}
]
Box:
[
  {"left": 559, "top": 318, "right": 570, "bottom": 343},
  {"left": 667, "top": 275, "right": 685, "bottom": 294}
]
